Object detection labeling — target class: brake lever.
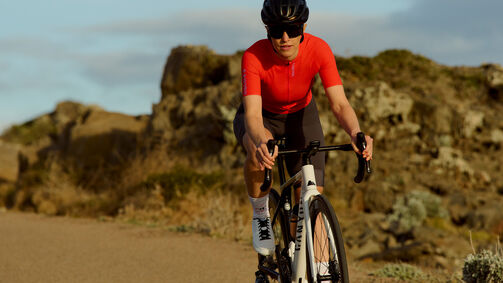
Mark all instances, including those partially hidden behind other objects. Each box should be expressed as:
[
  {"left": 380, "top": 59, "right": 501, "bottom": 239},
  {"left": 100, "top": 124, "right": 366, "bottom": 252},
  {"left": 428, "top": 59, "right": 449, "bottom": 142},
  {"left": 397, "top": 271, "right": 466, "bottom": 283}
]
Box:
[
  {"left": 260, "top": 140, "right": 276, "bottom": 192},
  {"left": 354, "top": 132, "right": 372, "bottom": 183}
]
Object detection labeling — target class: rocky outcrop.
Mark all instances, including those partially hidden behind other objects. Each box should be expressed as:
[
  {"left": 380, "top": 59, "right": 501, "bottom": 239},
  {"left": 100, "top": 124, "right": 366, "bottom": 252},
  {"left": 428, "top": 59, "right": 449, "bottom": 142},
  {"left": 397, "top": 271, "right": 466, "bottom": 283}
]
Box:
[
  {"left": 160, "top": 45, "right": 241, "bottom": 99},
  {"left": 1, "top": 101, "right": 148, "bottom": 189},
  {"left": 152, "top": 45, "right": 247, "bottom": 170},
  {"left": 62, "top": 109, "right": 149, "bottom": 186},
  {"left": 151, "top": 80, "right": 242, "bottom": 170},
  {"left": 153, "top": 44, "right": 503, "bottom": 216}
]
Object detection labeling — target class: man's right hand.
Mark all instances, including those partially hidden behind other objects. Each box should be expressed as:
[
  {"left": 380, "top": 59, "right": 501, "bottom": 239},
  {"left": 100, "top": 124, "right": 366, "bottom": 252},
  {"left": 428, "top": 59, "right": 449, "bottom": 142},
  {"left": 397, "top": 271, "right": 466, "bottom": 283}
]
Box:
[{"left": 255, "top": 141, "right": 278, "bottom": 171}]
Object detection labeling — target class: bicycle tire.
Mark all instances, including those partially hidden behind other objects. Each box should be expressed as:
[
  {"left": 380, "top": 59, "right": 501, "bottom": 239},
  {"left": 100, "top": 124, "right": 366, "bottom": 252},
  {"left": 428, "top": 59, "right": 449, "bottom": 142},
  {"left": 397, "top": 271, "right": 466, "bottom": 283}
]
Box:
[
  {"left": 268, "top": 189, "right": 291, "bottom": 283},
  {"left": 307, "top": 194, "right": 349, "bottom": 283}
]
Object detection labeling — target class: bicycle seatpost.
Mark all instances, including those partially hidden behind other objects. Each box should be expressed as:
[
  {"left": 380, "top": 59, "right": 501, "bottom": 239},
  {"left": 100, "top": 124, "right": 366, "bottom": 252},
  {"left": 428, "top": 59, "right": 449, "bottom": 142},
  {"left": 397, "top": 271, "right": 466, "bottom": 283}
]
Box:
[{"left": 260, "top": 140, "right": 276, "bottom": 192}]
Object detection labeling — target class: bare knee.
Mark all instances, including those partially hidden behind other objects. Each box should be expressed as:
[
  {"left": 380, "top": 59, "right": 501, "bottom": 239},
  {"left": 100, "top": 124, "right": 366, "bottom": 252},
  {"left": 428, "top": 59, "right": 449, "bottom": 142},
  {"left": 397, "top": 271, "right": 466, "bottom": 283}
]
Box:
[
  {"left": 317, "top": 186, "right": 324, "bottom": 194},
  {"left": 316, "top": 186, "right": 324, "bottom": 194}
]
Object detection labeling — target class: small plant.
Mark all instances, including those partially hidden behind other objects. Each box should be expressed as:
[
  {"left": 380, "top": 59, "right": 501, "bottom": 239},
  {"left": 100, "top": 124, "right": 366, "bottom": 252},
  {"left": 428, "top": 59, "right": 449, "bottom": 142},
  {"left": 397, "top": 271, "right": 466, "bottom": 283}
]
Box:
[
  {"left": 462, "top": 237, "right": 503, "bottom": 283},
  {"left": 388, "top": 196, "right": 427, "bottom": 233},
  {"left": 373, "top": 263, "right": 426, "bottom": 281},
  {"left": 408, "top": 190, "right": 449, "bottom": 219},
  {"left": 387, "top": 190, "right": 449, "bottom": 235}
]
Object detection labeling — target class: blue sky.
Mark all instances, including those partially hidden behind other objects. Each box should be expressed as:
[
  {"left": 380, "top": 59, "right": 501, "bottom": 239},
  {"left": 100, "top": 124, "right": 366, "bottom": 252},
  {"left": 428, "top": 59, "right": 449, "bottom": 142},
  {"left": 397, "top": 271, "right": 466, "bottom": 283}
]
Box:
[{"left": 1, "top": 0, "right": 502, "bottom": 133}]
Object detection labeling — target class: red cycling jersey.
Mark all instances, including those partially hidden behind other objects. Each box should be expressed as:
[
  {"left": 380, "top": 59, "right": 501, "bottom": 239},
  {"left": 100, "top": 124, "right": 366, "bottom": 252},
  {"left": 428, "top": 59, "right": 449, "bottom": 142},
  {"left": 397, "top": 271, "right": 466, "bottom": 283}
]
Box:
[{"left": 241, "top": 33, "right": 342, "bottom": 114}]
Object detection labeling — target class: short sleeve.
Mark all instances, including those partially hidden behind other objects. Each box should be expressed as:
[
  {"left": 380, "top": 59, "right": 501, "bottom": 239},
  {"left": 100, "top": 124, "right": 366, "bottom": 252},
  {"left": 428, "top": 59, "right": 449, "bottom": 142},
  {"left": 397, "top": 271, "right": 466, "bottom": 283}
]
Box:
[
  {"left": 241, "top": 51, "right": 261, "bottom": 96},
  {"left": 316, "top": 39, "right": 342, "bottom": 89}
]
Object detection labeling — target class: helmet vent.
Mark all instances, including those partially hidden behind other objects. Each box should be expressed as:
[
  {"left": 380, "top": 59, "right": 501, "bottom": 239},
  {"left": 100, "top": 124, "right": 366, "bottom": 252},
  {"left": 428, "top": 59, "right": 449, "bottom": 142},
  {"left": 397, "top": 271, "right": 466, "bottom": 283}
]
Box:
[{"left": 261, "top": 0, "right": 309, "bottom": 25}]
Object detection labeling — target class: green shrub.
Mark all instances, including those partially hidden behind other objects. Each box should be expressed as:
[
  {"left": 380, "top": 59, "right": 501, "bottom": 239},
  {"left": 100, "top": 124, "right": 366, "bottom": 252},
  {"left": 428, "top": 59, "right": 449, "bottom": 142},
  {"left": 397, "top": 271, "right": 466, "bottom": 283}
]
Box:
[
  {"left": 373, "top": 263, "right": 426, "bottom": 281},
  {"left": 408, "top": 190, "right": 449, "bottom": 219},
  {"left": 387, "top": 190, "right": 449, "bottom": 234},
  {"left": 462, "top": 249, "right": 503, "bottom": 283},
  {"left": 388, "top": 196, "right": 427, "bottom": 233}
]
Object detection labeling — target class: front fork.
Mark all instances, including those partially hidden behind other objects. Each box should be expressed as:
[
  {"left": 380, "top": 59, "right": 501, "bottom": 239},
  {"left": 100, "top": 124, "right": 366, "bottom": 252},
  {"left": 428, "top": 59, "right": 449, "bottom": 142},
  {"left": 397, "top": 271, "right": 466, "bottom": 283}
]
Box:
[{"left": 292, "top": 165, "right": 319, "bottom": 283}]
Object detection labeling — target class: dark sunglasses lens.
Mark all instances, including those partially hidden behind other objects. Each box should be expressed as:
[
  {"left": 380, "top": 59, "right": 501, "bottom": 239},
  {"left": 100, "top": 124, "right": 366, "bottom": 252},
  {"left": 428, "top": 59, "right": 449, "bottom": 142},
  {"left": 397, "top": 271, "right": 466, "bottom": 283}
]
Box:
[
  {"left": 269, "top": 25, "right": 303, "bottom": 38},
  {"left": 286, "top": 25, "right": 303, "bottom": 37},
  {"left": 269, "top": 26, "right": 284, "bottom": 38}
]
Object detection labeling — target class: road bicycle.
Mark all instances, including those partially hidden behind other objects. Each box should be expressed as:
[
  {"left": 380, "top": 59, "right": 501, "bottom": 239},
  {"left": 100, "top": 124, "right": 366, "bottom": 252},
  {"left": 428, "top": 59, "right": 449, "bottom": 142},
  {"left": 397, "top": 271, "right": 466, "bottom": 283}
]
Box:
[{"left": 256, "top": 132, "right": 371, "bottom": 283}]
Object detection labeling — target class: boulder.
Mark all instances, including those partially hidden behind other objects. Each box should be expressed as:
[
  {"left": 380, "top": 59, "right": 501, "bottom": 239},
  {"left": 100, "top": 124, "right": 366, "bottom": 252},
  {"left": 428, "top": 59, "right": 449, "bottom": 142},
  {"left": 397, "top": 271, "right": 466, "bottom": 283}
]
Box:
[
  {"left": 355, "top": 82, "right": 414, "bottom": 125},
  {"left": 53, "top": 101, "right": 102, "bottom": 127},
  {"left": 432, "top": 147, "right": 473, "bottom": 176},
  {"left": 68, "top": 109, "right": 148, "bottom": 165},
  {"left": 463, "top": 110, "right": 485, "bottom": 138},
  {"left": 150, "top": 79, "right": 242, "bottom": 169},
  {"left": 484, "top": 64, "right": 503, "bottom": 101},
  {"left": 490, "top": 129, "right": 503, "bottom": 144},
  {"left": 485, "top": 64, "right": 503, "bottom": 88}
]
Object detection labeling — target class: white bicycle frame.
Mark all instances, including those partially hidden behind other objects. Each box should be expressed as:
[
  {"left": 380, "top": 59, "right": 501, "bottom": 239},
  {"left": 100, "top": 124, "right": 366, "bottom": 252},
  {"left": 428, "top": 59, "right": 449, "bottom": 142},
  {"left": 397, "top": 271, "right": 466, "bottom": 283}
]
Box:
[{"left": 277, "top": 164, "right": 337, "bottom": 283}]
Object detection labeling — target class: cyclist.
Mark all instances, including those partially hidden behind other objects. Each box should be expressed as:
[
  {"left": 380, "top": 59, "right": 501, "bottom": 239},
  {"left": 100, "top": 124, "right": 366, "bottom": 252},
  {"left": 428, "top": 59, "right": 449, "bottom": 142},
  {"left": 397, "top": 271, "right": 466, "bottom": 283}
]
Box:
[{"left": 233, "top": 0, "right": 373, "bottom": 277}]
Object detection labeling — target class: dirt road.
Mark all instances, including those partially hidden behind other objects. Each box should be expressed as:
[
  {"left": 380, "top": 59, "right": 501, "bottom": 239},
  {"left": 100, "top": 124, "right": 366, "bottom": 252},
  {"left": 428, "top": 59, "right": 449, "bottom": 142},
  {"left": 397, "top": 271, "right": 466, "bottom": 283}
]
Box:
[{"left": 0, "top": 211, "right": 257, "bottom": 283}]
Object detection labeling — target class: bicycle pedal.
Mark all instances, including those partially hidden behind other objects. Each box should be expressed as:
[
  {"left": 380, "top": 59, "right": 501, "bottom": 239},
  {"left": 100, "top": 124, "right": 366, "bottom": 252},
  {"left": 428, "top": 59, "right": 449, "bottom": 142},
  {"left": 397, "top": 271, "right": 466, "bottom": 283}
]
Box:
[{"left": 263, "top": 256, "right": 276, "bottom": 267}]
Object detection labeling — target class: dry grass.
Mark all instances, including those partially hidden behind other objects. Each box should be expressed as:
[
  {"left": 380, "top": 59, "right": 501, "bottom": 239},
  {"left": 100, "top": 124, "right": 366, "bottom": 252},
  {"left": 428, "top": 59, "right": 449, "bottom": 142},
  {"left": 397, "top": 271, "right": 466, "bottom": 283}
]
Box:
[
  {"left": 110, "top": 145, "right": 252, "bottom": 240},
  {"left": 117, "top": 185, "right": 252, "bottom": 242},
  {"left": 0, "top": 182, "right": 15, "bottom": 208},
  {"left": 11, "top": 162, "right": 114, "bottom": 216},
  {"left": 118, "top": 146, "right": 173, "bottom": 190},
  {"left": 5, "top": 141, "right": 252, "bottom": 243}
]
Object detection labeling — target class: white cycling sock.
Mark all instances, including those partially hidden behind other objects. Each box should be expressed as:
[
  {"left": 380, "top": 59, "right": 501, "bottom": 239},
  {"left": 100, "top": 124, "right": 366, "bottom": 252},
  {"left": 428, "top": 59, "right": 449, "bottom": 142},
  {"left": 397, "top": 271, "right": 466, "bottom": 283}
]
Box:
[{"left": 249, "top": 195, "right": 270, "bottom": 218}]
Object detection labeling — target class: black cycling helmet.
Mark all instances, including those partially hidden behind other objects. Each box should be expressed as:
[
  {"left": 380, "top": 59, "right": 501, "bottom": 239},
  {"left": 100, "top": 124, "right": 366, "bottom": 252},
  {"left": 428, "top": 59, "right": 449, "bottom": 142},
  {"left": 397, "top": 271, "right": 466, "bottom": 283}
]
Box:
[{"left": 261, "top": 0, "right": 309, "bottom": 26}]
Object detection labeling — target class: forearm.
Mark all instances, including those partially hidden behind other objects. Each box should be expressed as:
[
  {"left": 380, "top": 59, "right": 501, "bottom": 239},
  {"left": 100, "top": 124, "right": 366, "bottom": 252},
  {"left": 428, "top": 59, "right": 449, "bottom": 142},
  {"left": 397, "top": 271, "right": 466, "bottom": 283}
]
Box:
[
  {"left": 243, "top": 95, "right": 269, "bottom": 146},
  {"left": 332, "top": 103, "right": 361, "bottom": 138},
  {"left": 326, "top": 85, "right": 361, "bottom": 138},
  {"left": 245, "top": 114, "right": 267, "bottom": 146},
  {"left": 325, "top": 86, "right": 373, "bottom": 159}
]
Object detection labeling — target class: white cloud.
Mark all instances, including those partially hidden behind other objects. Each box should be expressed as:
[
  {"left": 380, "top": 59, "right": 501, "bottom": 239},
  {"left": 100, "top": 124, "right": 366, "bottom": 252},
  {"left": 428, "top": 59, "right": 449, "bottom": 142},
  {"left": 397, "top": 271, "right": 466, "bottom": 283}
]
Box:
[
  {"left": 83, "top": 9, "right": 265, "bottom": 53},
  {"left": 78, "top": 51, "right": 163, "bottom": 87},
  {"left": 0, "top": 37, "right": 72, "bottom": 61},
  {"left": 306, "top": 1, "right": 503, "bottom": 66},
  {"left": 82, "top": 5, "right": 503, "bottom": 66},
  {"left": 387, "top": 0, "right": 503, "bottom": 65}
]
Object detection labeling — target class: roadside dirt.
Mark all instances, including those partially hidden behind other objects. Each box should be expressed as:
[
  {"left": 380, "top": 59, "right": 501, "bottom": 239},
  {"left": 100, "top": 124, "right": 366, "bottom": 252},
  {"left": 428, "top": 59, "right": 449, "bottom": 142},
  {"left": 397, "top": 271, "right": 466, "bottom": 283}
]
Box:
[
  {"left": 0, "top": 211, "right": 438, "bottom": 282},
  {"left": 0, "top": 211, "right": 257, "bottom": 283}
]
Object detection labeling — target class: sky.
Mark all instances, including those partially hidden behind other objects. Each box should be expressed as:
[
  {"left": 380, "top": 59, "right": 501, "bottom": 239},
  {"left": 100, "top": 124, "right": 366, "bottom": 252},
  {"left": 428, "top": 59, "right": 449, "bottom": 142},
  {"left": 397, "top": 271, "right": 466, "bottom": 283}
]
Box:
[{"left": 1, "top": 0, "right": 502, "bottom": 133}]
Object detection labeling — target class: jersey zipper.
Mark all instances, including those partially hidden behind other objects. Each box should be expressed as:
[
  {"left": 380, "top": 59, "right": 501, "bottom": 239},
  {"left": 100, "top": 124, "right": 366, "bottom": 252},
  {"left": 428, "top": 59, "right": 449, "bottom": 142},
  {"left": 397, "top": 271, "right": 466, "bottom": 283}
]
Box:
[{"left": 287, "top": 62, "right": 291, "bottom": 105}]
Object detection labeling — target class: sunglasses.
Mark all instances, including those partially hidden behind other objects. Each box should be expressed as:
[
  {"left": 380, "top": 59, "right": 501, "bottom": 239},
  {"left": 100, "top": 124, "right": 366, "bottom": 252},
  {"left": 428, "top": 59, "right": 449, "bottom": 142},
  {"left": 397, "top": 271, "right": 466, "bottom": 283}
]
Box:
[{"left": 267, "top": 24, "right": 304, "bottom": 39}]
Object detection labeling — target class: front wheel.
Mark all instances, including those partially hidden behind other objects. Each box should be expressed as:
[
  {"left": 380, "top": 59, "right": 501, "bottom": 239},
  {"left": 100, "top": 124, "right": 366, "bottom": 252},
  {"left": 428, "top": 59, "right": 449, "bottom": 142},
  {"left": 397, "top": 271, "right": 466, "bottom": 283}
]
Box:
[
  {"left": 307, "top": 195, "right": 349, "bottom": 283},
  {"left": 270, "top": 189, "right": 292, "bottom": 282},
  {"left": 257, "top": 188, "right": 291, "bottom": 283}
]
